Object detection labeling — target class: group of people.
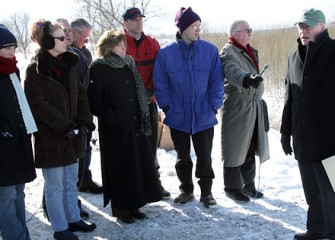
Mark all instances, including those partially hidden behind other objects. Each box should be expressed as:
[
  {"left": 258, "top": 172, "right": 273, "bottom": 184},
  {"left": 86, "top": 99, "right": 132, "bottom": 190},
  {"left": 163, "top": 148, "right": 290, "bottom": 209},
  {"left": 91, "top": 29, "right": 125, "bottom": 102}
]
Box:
[{"left": 0, "top": 5, "right": 334, "bottom": 240}]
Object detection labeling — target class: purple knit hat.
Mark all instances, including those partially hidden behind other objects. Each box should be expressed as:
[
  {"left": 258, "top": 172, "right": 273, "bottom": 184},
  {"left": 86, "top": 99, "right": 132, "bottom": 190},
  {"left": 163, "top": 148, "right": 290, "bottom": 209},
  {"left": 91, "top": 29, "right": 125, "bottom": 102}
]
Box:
[{"left": 175, "top": 7, "right": 201, "bottom": 34}]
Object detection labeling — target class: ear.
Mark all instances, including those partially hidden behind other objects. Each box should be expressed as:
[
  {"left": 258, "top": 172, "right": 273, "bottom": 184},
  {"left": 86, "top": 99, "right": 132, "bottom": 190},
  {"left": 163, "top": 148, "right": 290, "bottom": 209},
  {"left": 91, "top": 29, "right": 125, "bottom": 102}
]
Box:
[{"left": 41, "top": 21, "right": 55, "bottom": 50}]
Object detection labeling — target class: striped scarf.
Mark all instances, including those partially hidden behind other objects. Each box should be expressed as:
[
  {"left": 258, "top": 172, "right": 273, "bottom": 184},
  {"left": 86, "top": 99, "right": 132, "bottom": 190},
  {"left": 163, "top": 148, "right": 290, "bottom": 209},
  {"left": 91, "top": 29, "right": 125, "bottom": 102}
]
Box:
[{"left": 88, "top": 53, "right": 151, "bottom": 136}]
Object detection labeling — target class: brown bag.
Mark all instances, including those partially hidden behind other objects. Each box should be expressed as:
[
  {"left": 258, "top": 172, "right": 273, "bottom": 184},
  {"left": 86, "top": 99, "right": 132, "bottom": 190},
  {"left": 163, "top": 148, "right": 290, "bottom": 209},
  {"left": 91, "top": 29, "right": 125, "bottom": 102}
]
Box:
[{"left": 157, "top": 112, "right": 175, "bottom": 151}]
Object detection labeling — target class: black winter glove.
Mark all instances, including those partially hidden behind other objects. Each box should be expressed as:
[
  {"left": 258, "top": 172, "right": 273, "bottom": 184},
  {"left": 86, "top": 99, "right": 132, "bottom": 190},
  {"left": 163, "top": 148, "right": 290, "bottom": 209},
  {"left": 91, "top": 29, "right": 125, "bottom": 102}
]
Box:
[
  {"left": 243, "top": 74, "right": 263, "bottom": 89},
  {"left": 76, "top": 124, "right": 89, "bottom": 137},
  {"left": 281, "top": 134, "right": 293, "bottom": 155},
  {"left": 0, "top": 131, "right": 13, "bottom": 138},
  {"left": 64, "top": 123, "right": 77, "bottom": 138}
]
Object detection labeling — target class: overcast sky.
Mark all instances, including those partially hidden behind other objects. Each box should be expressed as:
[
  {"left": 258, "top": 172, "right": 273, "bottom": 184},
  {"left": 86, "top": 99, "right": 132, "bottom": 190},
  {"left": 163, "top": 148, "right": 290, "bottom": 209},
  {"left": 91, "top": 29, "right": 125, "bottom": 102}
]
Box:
[{"left": 2, "top": 0, "right": 335, "bottom": 34}]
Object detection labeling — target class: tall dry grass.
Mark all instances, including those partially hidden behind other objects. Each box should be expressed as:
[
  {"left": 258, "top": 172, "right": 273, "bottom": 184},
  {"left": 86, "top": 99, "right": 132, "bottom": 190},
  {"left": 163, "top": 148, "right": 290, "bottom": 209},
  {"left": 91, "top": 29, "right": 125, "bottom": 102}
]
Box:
[{"left": 201, "top": 25, "right": 335, "bottom": 130}]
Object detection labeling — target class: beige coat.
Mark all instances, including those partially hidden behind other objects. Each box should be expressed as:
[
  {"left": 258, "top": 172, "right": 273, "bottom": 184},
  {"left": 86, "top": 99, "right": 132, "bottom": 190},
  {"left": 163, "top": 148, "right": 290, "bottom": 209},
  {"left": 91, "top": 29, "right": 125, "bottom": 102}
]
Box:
[{"left": 220, "top": 43, "right": 270, "bottom": 167}]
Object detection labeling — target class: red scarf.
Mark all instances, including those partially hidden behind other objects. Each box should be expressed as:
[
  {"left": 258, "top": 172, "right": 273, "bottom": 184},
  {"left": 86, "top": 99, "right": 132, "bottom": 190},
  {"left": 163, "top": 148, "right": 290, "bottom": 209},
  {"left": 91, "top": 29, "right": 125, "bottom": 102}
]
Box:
[
  {"left": 0, "top": 56, "right": 17, "bottom": 74},
  {"left": 228, "top": 37, "right": 259, "bottom": 71}
]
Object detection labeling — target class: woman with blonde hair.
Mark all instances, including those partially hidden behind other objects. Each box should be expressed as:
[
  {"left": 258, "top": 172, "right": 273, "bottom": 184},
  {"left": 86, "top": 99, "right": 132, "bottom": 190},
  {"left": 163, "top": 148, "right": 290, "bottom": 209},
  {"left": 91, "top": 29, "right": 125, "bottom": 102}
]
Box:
[{"left": 87, "top": 30, "right": 162, "bottom": 224}]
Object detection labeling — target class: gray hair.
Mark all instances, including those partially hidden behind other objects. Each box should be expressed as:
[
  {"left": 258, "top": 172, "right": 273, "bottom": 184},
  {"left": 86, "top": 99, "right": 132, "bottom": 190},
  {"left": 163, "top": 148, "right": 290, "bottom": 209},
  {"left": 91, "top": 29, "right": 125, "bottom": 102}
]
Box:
[
  {"left": 228, "top": 20, "right": 249, "bottom": 36},
  {"left": 70, "top": 18, "right": 91, "bottom": 31}
]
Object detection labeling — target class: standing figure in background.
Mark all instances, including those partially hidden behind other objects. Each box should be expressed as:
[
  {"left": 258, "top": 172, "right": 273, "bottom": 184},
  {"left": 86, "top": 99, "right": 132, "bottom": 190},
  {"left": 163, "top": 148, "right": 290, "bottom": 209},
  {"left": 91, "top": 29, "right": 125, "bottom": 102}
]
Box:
[
  {"left": 87, "top": 30, "right": 162, "bottom": 224},
  {"left": 71, "top": 18, "right": 103, "bottom": 194},
  {"left": 0, "top": 24, "right": 36, "bottom": 240},
  {"left": 123, "top": 6, "right": 170, "bottom": 198},
  {"left": 220, "top": 20, "right": 270, "bottom": 203},
  {"left": 26, "top": 19, "right": 96, "bottom": 240},
  {"left": 280, "top": 8, "right": 335, "bottom": 240},
  {"left": 153, "top": 7, "right": 224, "bottom": 208}
]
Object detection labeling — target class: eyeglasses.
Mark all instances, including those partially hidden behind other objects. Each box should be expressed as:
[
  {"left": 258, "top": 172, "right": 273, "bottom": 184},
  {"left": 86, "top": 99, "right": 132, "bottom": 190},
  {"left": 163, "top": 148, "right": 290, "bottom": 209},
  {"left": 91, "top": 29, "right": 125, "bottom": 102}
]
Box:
[
  {"left": 75, "top": 29, "right": 90, "bottom": 42},
  {"left": 53, "top": 36, "right": 66, "bottom": 41},
  {"left": 235, "top": 28, "right": 252, "bottom": 34},
  {"left": 189, "top": 24, "right": 202, "bottom": 30}
]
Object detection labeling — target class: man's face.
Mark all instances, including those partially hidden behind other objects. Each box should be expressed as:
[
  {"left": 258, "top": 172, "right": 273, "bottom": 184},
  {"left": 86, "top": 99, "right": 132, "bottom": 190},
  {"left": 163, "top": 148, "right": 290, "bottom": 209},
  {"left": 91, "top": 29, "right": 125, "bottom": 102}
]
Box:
[
  {"left": 297, "top": 23, "right": 325, "bottom": 46},
  {"left": 232, "top": 22, "right": 252, "bottom": 47},
  {"left": 181, "top": 20, "right": 201, "bottom": 45},
  {"left": 59, "top": 22, "right": 73, "bottom": 49},
  {"left": 124, "top": 16, "right": 143, "bottom": 36},
  {"left": 72, "top": 27, "right": 91, "bottom": 49}
]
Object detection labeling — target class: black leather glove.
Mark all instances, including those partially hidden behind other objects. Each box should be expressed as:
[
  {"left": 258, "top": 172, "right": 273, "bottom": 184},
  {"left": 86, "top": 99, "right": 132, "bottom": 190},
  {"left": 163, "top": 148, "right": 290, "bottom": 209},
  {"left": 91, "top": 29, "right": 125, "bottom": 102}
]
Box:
[
  {"left": 281, "top": 134, "right": 293, "bottom": 155},
  {"left": 243, "top": 74, "right": 263, "bottom": 88},
  {"left": 76, "top": 124, "right": 89, "bottom": 137},
  {"left": 0, "top": 131, "right": 13, "bottom": 138},
  {"left": 64, "top": 124, "right": 76, "bottom": 138}
]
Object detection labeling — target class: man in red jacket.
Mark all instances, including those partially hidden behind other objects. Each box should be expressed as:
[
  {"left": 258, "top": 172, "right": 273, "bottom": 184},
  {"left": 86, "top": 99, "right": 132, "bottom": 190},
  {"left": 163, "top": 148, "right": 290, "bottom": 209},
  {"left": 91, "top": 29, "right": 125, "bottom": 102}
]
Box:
[{"left": 123, "top": 7, "right": 170, "bottom": 198}]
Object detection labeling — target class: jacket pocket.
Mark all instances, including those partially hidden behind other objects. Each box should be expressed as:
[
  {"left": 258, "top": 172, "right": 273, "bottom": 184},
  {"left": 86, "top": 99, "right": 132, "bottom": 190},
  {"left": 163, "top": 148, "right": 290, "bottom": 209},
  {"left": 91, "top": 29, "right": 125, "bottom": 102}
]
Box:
[
  {"left": 194, "top": 103, "right": 215, "bottom": 127},
  {"left": 166, "top": 104, "right": 185, "bottom": 126}
]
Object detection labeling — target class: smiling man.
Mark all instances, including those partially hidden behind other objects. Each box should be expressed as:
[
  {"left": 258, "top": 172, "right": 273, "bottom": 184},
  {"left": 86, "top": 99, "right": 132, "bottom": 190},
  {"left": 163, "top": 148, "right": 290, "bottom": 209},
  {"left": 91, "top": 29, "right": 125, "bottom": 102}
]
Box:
[{"left": 280, "top": 8, "right": 335, "bottom": 240}]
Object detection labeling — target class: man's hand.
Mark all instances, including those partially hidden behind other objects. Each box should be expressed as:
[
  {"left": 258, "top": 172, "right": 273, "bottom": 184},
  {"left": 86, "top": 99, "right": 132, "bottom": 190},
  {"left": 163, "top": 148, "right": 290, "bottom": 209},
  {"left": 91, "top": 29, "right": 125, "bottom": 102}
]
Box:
[
  {"left": 243, "top": 74, "right": 263, "bottom": 88},
  {"left": 281, "top": 134, "right": 293, "bottom": 155}
]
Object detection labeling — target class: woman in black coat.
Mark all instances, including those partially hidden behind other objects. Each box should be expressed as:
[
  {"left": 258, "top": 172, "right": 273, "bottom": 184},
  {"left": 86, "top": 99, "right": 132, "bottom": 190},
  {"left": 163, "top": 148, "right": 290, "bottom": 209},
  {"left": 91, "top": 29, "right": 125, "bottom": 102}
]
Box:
[
  {"left": 87, "top": 30, "right": 162, "bottom": 224},
  {"left": 0, "top": 25, "right": 36, "bottom": 240}
]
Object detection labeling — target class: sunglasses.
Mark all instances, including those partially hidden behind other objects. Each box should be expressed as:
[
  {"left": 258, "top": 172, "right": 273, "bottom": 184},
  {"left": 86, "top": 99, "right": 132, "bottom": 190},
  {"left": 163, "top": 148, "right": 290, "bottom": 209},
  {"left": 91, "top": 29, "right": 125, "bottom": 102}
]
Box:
[{"left": 53, "top": 36, "right": 66, "bottom": 41}]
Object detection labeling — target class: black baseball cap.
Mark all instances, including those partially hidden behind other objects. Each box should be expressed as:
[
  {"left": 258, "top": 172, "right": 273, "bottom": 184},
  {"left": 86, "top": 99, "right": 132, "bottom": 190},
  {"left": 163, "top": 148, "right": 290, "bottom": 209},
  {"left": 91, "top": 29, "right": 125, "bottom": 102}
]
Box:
[{"left": 122, "top": 7, "right": 145, "bottom": 21}]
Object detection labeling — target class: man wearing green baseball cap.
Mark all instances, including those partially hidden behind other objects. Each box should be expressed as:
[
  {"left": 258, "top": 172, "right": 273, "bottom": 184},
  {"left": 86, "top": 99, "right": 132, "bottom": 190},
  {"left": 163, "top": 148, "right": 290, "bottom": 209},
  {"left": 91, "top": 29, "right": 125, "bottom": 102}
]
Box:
[{"left": 280, "top": 8, "right": 335, "bottom": 240}]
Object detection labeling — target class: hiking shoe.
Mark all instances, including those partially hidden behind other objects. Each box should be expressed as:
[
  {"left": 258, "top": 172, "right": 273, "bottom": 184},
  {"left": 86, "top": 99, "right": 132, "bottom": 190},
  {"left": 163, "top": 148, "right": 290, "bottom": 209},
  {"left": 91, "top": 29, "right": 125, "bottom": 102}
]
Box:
[
  {"left": 242, "top": 188, "right": 264, "bottom": 199},
  {"left": 54, "top": 229, "right": 78, "bottom": 240},
  {"left": 174, "top": 192, "right": 194, "bottom": 204},
  {"left": 200, "top": 194, "right": 217, "bottom": 208},
  {"left": 225, "top": 189, "right": 249, "bottom": 202}
]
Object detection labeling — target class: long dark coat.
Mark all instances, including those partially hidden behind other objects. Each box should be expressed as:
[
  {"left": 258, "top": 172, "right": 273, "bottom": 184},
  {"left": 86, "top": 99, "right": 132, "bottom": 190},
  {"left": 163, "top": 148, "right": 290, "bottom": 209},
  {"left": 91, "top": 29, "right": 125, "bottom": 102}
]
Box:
[
  {"left": 0, "top": 70, "right": 36, "bottom": 186},
  {"left": 87, "top": 62, "right": 162, "bottom": 209},
  {"left": 220, "top": 43, "right": 270, "bottom": 167},
  {"left": 24, "top": 50, "right": 93, "bottom": 168},
  {"left": 281, "top": 30, "right": 335, "bottom": 163}
]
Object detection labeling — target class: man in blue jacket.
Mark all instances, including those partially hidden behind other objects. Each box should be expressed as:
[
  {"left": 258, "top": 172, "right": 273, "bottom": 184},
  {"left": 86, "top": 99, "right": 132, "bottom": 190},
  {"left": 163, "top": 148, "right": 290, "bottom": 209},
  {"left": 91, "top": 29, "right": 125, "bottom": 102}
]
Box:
[{"left": 153, "top": 7, "right": 224, "bottom": 208}]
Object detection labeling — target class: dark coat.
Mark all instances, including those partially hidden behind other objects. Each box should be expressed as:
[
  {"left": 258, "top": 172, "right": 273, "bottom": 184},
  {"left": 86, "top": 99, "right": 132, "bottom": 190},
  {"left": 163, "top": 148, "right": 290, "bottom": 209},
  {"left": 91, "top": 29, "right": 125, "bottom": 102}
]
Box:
[
  {"left": 281, "top": 30, "right": 335, "bottom": 163},
  {"left": 0, "top": 70, "right": 36, "bottom": 186},
  {"left": 24, "top": 50, "right": 93, "bottom": 168},
  {"left": 88, "top": 62, "right": 162, "bottom": 209}
]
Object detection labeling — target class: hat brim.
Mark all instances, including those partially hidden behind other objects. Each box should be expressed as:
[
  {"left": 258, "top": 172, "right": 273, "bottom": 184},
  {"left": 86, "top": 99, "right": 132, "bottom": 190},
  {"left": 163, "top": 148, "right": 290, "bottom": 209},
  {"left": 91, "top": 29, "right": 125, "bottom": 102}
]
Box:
[
  {"left": 295, "top": 18, "right": 318, "bottom": 27},
  {"left": 127, "top": 14, "right": 145, "bottom": 20}
]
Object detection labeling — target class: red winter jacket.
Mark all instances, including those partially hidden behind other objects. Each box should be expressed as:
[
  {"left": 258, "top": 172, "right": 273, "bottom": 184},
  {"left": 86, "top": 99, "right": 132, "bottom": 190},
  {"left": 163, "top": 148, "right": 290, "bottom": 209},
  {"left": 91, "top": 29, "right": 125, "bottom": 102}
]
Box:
[{"left": 125, "top": 31, "right": 160, "bottom": 102}]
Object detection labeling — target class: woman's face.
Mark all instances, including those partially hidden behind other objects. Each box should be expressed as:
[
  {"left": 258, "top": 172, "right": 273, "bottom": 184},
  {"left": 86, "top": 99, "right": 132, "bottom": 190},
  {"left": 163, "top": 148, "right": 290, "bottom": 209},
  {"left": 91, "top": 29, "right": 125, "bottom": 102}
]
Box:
[
  {"left": 49, "top": 28, "right": 67, "bottom": 56},
  {"left": 111, "top": 40, "right": 127, "bottom": 58},
  {"left": 0, "top": 46, "right": 16, "bottom": 59}
]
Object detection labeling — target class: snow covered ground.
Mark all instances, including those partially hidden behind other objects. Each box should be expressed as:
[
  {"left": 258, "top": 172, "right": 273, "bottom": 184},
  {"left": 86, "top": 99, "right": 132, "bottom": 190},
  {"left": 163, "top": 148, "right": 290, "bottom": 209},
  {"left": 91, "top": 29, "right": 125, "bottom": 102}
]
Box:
[
  {"left": 4, "top": 54, "right": 309, "bottom": 240},
  {"left": 20, "top": 124, "right": 308, "bottom": 240}
]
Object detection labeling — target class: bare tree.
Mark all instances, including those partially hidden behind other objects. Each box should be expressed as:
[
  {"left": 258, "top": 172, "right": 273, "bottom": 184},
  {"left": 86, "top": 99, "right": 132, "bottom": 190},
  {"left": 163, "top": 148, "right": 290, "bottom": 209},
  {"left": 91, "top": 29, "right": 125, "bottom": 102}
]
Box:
[
  {"left": 3, "top": 12, "right": 31, "bottom": 59},
  {"left": 75, "top": 0, "right": 164, "bottom": 43}
]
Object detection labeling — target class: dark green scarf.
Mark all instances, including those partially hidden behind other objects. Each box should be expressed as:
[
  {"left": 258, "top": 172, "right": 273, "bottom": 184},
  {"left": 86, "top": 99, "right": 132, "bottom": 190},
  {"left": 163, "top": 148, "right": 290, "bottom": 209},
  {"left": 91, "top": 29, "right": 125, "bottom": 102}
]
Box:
[{"left": 88, "top": 54, "right": 151, "bottom": 136}]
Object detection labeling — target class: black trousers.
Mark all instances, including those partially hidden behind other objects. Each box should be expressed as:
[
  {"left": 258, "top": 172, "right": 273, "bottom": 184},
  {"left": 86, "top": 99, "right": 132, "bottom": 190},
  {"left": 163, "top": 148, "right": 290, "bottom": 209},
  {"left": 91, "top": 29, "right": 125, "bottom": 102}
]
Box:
[
  {"left": 148, "top": 102, "right": 160, "bottom": 175},
  {"left": 224, "top": 126, "right": 258, "bottom": 191},
  {"left": 170, "top": 127, "right": 214, "bottom": 196},
  {"left": 298, "top": 161, "right": 335, "bottom": 236},
  {"left": 77, "top": 132, "right": 92, "bottom": 188}
]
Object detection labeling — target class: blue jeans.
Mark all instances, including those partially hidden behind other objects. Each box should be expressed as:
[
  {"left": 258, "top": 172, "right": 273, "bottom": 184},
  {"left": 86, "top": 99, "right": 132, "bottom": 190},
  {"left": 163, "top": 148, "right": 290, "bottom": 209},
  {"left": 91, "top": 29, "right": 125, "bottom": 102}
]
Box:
[
  {"left": 0, "top": 184, "right": 31, "bottom": 240},
  {"left": 42, "top": 163, "right": 81, "bottom": 232}
]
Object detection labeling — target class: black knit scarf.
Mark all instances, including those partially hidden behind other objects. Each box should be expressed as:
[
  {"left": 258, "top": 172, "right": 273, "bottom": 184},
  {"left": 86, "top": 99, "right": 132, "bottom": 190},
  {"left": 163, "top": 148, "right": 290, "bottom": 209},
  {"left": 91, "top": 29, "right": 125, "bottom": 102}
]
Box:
[{"left": 88, "top": 53, "right": 151, "bottom": 136}]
